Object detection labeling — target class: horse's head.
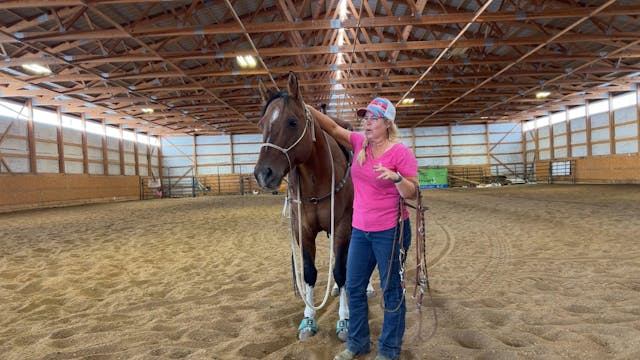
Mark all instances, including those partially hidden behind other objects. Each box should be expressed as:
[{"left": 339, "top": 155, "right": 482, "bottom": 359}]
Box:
[{"left": 254, "top": 72, "right": 314, "bottom": 190}]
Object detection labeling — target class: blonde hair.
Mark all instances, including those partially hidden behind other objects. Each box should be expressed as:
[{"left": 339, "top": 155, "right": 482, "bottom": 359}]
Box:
[{"left": 356, "top": 120, "right": 399, "bottom": 165}]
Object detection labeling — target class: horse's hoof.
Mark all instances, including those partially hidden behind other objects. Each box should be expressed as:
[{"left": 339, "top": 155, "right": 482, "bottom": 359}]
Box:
[
  {"left": 336, "top": 319, "right": 349, "bottom": 342},
  {"left": 298, "top": 317, "right": 318, "bottom": 340},
  {"left": 366, "top": 288, "right": 376, "bottom": 298},
  {"left": 331, "top": 284, "right": 340, "bottom": 297}
]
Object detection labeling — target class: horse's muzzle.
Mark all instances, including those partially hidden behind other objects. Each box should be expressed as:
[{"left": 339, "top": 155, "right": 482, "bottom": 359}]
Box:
[{"left": 254, "top": 166, "right": 283, "bottom": 190}]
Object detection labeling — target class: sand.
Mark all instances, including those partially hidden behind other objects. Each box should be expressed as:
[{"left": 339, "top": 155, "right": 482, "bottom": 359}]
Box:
[{"left": 1, "top": 184, "right": 639, "bottom": 359}]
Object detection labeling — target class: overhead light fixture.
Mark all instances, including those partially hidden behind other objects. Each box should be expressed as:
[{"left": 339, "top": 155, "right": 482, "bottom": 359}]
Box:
[
  {"left": 22, "top": 63, "right": 51, "bottom": 75},
  {"left": 400, "top": 98, "right": 415, "bottom": 105},
  {"left": 141, "top": 108, "right": 154, "bottom": 114},
  {"left": 536, "top": 91, "right": 551, "bottom": 99},
  {"left": 236, "top": 55, "right": 257, "bottom": 69}
]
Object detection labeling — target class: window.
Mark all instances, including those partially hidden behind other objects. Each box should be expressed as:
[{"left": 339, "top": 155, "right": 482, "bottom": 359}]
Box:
[
  {"left": 551, "top": 161, "right": 571, "bottom": 176},
  {"left": 588, "top": 99, "right": 608, "bottom": 115},
  {"left": 612, "top": 91, "right": 636, "bottom": 110}
]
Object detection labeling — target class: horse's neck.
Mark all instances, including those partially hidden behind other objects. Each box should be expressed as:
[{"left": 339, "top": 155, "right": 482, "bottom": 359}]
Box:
[{"left": 296, "top": 125, "right": 343, "bottom": 188}]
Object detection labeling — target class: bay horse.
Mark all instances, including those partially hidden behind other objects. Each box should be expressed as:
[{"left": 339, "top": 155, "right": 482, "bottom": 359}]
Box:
[{"left": 253, "top": 72, "right": 354, "bottom": 341}]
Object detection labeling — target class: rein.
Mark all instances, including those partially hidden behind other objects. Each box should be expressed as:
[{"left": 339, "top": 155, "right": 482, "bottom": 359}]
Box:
[{"left": 380, "top": 185, "right": 438, "bottom": 340}]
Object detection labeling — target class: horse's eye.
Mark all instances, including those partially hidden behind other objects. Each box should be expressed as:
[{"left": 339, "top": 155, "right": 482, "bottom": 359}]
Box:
[{"left": 288, "top": 117, "right": 297, "bottom": 128}]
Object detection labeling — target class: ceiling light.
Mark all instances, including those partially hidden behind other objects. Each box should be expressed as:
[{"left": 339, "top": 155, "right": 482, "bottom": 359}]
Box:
[
  {"left": 141, "top": 108, "right": 154, "bottom": 114},
  {"left": 22, "top": 63, "right": 51, "bottom": 75},
  {"left": 236, "top": 55, "right": 257, "bottom": 68},
  {"left": 536, "top": 91, "right": 551, "bottom": 99},
  {"left": 400, "top": 98, "right": 415, "bottom": 105},
  {"left": 245, "top": 55, "right": 256, "bottom": 67}
]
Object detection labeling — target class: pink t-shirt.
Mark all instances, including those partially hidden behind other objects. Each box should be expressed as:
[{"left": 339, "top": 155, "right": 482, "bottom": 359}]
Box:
[{"left": 349, "top": 132, "right": 418, "bottom": 232}]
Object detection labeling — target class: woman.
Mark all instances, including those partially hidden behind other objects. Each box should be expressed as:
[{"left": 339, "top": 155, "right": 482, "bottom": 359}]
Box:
[{"left": 307, "top": 97, "right": 418, "bottom": 360}]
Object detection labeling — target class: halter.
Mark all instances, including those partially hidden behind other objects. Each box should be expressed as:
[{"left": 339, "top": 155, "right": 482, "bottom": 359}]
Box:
[{"left": 259, "top": 105, "right": 315, "bottom": 172}]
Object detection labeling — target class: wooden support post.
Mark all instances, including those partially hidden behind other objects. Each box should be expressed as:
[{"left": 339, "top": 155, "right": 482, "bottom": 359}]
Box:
[
  {"left": 448, "top": 124, "right": 453, "bottom": 166},
  {"left": 566, "top": 107, "right": 572, "bottom": 159},
  {"left": 81, "top": 113, "right": 89, "bottom": 174},
  {"left": 229, "top": 134, "right": 235, "bottom": 173},
  {"left": 102, "top": 121, "right": 109, "bottom": 175},
  {"left": 549, "top": 113, "right": 555, "bottom": 160},
  {"left": 485, "top": 123, "right": 490, "bottom": 171},
  {"left": 193, "top": 135, "right": 198, "bottom": 178},
  {"left": 158, "top": 136, "right": 164, "bottom": 179},
  {"left": 56, "top": 107, "right": 65, "bottom": 173},
  {"left": 26, "top": 99, "right": 37, "bottom": 173},
  {"left": 637, "top": 86, "right": 640, "bottom": 151},
  {"left": 119, "top": 125, "right": 125, "bottom": 175},
  {"left": 133, "top": 131, "right": 139, "bottom": 176},
  {"left": 522, "top": 122, "right": 527, "bottom": 179},
  {"left": 609, "top": 95, "right": 615, "bottom": 155},
  {"left": 585, "top": 100, "right": 592, "bottom": 157},
  {"left": 146, "top": 134, "right": 152, "bottom": 177}
]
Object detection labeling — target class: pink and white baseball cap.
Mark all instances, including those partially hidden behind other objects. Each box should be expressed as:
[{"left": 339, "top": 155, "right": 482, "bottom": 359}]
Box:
[{"left": 356, "top": 97, "right": 396, "bottom": 122}]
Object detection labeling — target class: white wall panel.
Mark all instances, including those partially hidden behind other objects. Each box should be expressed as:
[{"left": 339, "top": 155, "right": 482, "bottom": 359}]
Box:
[
  {"left": 572, "top": 145, "right": 587, "bottom": 157},
  {"left": 539, "top": 138, "right": 550, "bottom": 149},
  {"left": 416, "top": 147, "right": 449, "bottom": 157},
  {"left": 615, "top": 140, "right": 638, "bottom": 154},
  {"left": 554, "top": 148, "right": 568, "bottom": 159},
  {"left": 415, "top": 136, "right": 448, "bottom": 146},
  {"left": 35, "top": 142, "right": 58, "bottom": 156},
  {"left": 452, "top": 124, "right": 484, "bottom": 134},
  {"left": 554, "top": 135, "right": 566, "bottom": 147},
  {"left": 590, "top": 112, "right": 609, "bottom": 128},
  {"left": 553, "top": 122, "right": 566, "bottom": 134},
  {"left": 539, "top": 150, "right": 550, "bottom": 160},
  {"left": 420, "top": 157, "right": 449, "bottom": 166},
  {"left": 88, "top": 162, "right": 104, "bottom": 175},
  {"left": 491, "top": 143, "right": 521, "bottom": 154},
  {"left": 570, "top": 117, "right": 586, "bottom": 131},
  {"left": 615, "top": 123, "right": 638, "bottom": 139},
  {"left": 452, "top": 156, "right": 486, "bottom": 165},
  {"left": 1, "top": 138, "right": 28, "bottom": 154},
  {"left": 591, "top": 143, "right": 610, "bottom": 156},
  {"left": 614, "top": 106, "right": 636, "bottom": 124},
  {"left": 452, "top": 145, "right": 485, "bottom": 155},
  {"left": 4, "top": 158, "right": 29, "bottom": 172},
  {"left": 34, "top": 123, "right": 57, "bottom": 140},
  {"left": 591, "top": 128, "right": 609, "bottom": 142},
  {"left": 65, "top": 161, "right": 83, "bottom": 174},
  {"left": 415, "top": 126, "right": 448, "bottom": 136},
  {"left": 489, "top": 133, "right": 521, "bottom": 143},
  {"left": 571, "top": 132, "right": 586, "bottom": 144},
  {"left": 538, "top": 127, "right": 550, "bottom": 138},
  {"left": 451, "top": 134, "right": 485, "bottom": 145}
]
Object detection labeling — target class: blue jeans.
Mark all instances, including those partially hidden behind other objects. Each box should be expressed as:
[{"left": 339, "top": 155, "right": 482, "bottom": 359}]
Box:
[{"left": 346, "top": 220, "right": 411, "bottom": 359}]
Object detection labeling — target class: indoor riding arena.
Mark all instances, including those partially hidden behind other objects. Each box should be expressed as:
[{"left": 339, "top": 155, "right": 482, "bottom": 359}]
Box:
[{"left": 1, "top": 1, "right": 640, "bottom": 360}]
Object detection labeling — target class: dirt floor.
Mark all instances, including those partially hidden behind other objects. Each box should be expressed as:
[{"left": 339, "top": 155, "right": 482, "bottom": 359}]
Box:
[{"left": 1, "top": 184, "right": 639, "bottom": 360}]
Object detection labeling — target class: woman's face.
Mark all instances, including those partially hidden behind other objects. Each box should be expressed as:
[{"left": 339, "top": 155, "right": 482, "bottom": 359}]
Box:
[{"left": 363, "top": 113, "right": 389, "bottom": 141}]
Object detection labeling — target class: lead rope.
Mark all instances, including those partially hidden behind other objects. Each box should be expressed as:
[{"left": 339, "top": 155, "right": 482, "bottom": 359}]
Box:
[
  {"left": 288, "top": 115, "right": 336, "bottom": 311},
  {"left": 409, "top": 185, "right": 437, "bottom": 341},
  {"left": 378, "top": 185, "right": 437, "bottom": 340}
]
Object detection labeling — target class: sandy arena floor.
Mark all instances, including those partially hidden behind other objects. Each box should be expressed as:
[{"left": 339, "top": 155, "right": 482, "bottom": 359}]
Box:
[{"left": 1, "top": 184, "right": 639, "bottom": 359}]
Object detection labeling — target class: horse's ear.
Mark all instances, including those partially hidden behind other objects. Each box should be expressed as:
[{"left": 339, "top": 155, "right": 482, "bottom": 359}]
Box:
[
  {"left": 258, "top": 79, "right": 270, "bottom": 104},
  {"left": 287, "top": 71, "right": 302, "bottom": 101}
]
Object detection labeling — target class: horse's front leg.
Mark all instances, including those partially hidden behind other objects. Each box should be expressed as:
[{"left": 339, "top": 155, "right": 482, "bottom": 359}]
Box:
[{"left": 297, "top": 235, "right": 319, "bottom": 340}]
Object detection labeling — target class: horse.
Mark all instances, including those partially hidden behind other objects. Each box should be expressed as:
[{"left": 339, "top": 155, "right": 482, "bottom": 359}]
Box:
[{"left": 253, "top": 72, "right": 354, "bottom": 341}]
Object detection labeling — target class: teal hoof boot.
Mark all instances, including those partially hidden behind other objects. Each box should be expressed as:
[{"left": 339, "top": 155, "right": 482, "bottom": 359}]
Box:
[
  {"left": 298, "top": 317, "right": 318, "bottom": 340},
  {"left": 336, "top": 319, "right": 349, "bottom": 342}
]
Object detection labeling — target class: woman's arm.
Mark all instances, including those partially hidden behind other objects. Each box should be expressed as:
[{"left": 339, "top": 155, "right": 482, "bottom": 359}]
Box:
[{"left": 306, "top": 106, "right": 352, "bottom": 150}]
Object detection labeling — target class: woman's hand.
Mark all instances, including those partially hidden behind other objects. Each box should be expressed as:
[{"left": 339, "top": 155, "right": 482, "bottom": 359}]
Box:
[{"left": 373, "top": 163, "right": 400, "bottom": 182}]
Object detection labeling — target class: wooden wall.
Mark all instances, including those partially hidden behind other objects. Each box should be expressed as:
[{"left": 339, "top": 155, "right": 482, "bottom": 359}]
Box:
[{"left": 0, "top": 174, "right": 139, "bottom": 213}]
